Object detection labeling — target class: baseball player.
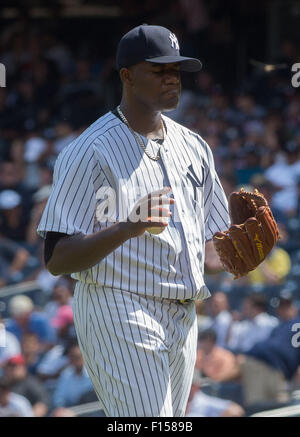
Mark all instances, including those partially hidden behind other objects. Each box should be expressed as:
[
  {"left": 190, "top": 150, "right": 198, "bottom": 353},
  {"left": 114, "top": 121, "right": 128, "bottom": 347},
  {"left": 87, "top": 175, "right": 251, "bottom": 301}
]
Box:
[{"left": 37, "top": 24, "right": 277, "bottom": 417}]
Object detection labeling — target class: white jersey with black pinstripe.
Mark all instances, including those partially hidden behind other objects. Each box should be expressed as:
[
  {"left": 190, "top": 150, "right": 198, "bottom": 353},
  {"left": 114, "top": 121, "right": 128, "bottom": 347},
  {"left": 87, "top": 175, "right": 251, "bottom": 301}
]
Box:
[
  {"left": 37, "top": 111, "right": 230, "bottom": 301},
  {"left": 38, "top": 110, "right": 230, "bottom": 417}
]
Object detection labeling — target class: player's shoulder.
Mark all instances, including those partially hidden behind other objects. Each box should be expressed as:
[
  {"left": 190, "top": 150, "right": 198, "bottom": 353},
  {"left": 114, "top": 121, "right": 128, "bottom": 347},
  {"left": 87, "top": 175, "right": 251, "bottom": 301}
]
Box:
[
  {"left": 55, "top": 111, "right": 122, "bottom": 171},
  {"left": 61, "top": 111, "right": 120, "bottom": 156},
  {"left": 163, "top": 114, "right": 210, "bottom": 154}
]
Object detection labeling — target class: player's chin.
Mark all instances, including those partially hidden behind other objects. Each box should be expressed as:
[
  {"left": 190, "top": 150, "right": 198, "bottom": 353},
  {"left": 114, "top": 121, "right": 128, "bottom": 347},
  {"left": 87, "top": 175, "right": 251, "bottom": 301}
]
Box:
[{"left": 161, "top": 95, "right": 180, "bottom": 111}]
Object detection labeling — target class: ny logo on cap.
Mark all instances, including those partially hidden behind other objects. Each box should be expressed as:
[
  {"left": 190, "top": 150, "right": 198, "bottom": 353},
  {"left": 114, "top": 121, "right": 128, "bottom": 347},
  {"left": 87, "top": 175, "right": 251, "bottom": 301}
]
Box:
[{"left": 169, "top": 32, "right": 179, "bottom": 50}]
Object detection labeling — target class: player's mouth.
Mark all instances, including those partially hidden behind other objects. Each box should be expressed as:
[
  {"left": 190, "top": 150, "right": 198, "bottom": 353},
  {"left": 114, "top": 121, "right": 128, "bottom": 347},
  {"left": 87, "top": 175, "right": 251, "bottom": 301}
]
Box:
[{"left": 163, "top": 88, "right": 180, "bottom": 96}]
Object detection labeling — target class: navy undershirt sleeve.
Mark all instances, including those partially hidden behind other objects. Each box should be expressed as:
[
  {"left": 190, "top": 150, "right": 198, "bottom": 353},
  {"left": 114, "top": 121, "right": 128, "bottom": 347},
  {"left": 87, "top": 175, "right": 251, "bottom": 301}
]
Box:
[{"left": 44, "top": 231, "right": 68, "bottom": 265}]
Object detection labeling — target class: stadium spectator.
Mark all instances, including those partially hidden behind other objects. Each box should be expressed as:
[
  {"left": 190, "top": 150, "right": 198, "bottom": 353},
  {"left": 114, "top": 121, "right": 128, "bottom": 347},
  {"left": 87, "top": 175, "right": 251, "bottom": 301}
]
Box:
[
  {"left": 50, "top": 406, "right": 76, "bottom": 417},
  {"left": 276, "top": 296, "right": 299, "bottom": 322},
  {"left": 5, "top": 295, "right": 56, "bottom": 351},
  {"left": 51, "top": 341, "right": 94, "bottom": 410},
  {"left": 246, "top": 245, "right": 291, "bottom": 286},
  {"left": 0, "top": 160, "right": 33, "bottom": 213},
  {"left": 227, "top": 294, "right": 279, "bottom": 353},
  {"left": 28, "top": 243, "right": 59, "bottom": 296},
  {"left": 186, "top": 370, "right": 244, "bottom": 417},
  {"left": 0, "top": 314, "right": 21, "bottom": 366},
  {"left": 36, "top": 305, "right": 75, "bottom": 391},
  {"left": 51, "top": 305, "right": 74, "bottom": 339},
  {"left": 0, "top": 235, "right": 30, "bottom": 287},
  {"left": 196, "top": 329, "right": 237, "bottom": 382},
  {"left": 220, "top": 314, "right": 300, "bottom": 407},
  {"left": 2, "top": 354, "right": 49, "bottom": 416},
  {"left": 20, "top": 332, "right": 44, "bottom": 376},
  {"left": 0, "top": 377, "right": 33, "bottom": 417},
  {"left": 264, "top": 141, "right": 300, "bottom": 217},
  {"left": 205, "top": 292, "right": 232, "bottom": 348},
  {"left": 0, "top": 5, "right": 300, "bottom": 417},
  {"left": 44, "top": 278, "right": 73, "bottom": 321},
  {"left": 0, "top": 189, "right": 31, "bottom": 242},
  {"left": 249, "top": 174, "right": 288, "bottom": 227}
]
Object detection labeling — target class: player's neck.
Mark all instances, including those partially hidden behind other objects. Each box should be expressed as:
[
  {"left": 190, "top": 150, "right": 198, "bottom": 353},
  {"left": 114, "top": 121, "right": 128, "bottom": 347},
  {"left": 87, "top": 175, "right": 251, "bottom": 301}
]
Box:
[{"left": 119, "top": 98, "right": 163, "bottom": 140}]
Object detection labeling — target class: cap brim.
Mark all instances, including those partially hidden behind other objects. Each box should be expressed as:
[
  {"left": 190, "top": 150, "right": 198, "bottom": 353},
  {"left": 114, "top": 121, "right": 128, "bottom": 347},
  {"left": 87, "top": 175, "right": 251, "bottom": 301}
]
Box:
[{"left": 145, "top": 55, "right": 202, "bottom": 72}]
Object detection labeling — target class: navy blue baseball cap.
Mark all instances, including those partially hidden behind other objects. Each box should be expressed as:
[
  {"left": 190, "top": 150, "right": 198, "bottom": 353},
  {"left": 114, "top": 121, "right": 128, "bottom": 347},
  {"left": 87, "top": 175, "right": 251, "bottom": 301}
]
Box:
[{"left": 116, "top": 24, "right": 202, "bottom": 72}]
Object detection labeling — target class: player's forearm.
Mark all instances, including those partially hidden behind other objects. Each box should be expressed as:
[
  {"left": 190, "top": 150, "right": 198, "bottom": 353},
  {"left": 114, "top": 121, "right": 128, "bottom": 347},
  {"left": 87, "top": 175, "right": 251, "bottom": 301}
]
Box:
[{"left": 46, "top": 222, "right": 133, "bottom": 276}]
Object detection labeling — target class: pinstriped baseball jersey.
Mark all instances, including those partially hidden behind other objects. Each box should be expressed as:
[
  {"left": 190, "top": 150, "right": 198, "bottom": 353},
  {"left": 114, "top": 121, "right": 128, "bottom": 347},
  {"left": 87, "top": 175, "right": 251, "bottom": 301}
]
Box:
[{"left": 37, "top": 110, "right": 230, "bottom": 301}]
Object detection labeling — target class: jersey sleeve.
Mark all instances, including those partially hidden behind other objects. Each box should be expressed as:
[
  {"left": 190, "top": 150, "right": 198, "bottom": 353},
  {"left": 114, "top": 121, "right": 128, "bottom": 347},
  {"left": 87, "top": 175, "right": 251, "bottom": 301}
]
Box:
[
  {"left": 202, "top": 142, "right": 230, "bottom": 241},
  {"left": 205, "top": 173, "right": 230, "bottom": 241},
  {"left": 37, "top": 146, "right": 99, "bottom": 239}
]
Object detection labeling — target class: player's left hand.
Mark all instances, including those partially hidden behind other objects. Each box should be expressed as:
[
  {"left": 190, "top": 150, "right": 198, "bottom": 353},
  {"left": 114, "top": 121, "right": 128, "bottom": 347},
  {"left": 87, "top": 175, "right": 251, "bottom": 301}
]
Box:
[{"left": 212, "top": 188, "right": 279, "bottom": 279}]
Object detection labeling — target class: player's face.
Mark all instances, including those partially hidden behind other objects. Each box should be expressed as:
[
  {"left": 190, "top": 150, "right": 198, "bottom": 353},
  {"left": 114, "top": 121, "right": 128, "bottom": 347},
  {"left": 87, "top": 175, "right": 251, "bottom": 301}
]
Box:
[{"left": 128, "top": 62, "right": 181, "bottom": 112}]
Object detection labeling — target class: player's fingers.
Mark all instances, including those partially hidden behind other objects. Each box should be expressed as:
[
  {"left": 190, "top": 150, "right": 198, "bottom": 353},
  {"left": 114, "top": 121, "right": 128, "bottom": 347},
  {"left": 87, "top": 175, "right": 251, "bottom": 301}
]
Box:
[
  {"left": 146, "top": 217, "right": 169, "bottom": 229},
  {"left": 147, "top": 195, "right": 175, "bottom": 208},
  {"left": 149, "top": 207, "right": 172, "bottom": 218},
  {"left": 147, "top": 186, "right": 172, "bottom": 200},
  {"left": 133, "top": 188, "right": 173, "bottom": 211}
]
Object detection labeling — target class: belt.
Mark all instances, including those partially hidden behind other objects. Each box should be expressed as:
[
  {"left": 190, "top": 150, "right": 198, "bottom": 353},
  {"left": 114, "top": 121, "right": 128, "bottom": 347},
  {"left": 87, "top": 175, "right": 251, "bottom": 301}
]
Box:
[{"left": 178, "top": 299, "right": 194, "bottom": 304}]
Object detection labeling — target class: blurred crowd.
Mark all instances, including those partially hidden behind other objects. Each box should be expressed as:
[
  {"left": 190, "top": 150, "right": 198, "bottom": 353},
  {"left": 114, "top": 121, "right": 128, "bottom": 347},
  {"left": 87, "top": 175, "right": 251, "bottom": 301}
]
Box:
[
  {"left": 0, "top": 7, "right": 300, "bottom": 416},
  {"left": 186, "top": 291, "right": 300, "bottom": 417}
]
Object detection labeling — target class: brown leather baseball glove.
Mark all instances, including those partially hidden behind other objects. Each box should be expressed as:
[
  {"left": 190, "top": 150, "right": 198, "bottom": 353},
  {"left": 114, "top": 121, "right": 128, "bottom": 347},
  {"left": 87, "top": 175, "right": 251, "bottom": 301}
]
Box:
[{"left": 213, "top": 188, "right": 279, "bottom": 279}]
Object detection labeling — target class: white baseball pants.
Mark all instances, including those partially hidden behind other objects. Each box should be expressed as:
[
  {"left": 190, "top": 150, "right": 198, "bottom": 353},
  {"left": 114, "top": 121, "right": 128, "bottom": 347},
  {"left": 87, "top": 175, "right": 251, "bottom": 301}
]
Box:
[{"left": 72, "top": 283, "right": 198, "bottom": 417}]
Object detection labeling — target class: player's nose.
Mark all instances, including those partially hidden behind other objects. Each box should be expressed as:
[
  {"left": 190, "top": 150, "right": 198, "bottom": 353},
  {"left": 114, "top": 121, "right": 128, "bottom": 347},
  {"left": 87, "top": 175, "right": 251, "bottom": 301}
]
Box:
[{"left": 163, "top": 69, "right": 180, "bottom": 84}]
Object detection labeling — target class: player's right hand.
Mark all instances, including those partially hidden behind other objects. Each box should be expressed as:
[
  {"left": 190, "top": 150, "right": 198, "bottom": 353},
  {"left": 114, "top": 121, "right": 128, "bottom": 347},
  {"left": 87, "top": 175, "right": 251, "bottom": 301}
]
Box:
[{"left": 125, "top": 187, "right": 174, "bottom": 238}]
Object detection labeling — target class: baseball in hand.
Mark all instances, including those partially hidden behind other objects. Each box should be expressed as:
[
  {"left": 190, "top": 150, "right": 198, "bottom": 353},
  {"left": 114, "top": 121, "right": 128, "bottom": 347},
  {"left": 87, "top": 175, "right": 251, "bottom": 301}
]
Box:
[
  {"left": 147, "top": 214, "right": 169, "bottom": 235},
  {"left": 147, "top": 226, "right": 165, "bottom": 235}
]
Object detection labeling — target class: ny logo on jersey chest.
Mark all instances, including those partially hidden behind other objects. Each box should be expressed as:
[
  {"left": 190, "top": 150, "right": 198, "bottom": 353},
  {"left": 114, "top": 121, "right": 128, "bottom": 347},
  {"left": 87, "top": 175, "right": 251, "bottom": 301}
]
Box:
[
  {"left": 169, "top": 32, "right": 179, "bottom": 50},
  {"left": 186, "top": 164, "right": 204, "bottom": 201}
]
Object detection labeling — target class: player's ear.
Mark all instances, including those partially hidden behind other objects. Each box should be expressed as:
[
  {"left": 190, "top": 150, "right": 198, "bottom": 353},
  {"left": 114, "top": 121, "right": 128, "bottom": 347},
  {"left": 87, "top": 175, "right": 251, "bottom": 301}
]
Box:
[{"left": 119, "top": 67, "right": 133, "bottom": 86}]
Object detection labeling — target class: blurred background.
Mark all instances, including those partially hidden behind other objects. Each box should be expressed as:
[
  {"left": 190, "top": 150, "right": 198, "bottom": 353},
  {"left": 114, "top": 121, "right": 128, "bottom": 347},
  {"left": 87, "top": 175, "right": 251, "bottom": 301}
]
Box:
[{"left": 0, "top": 0, "right": 300, "bottom": 418}]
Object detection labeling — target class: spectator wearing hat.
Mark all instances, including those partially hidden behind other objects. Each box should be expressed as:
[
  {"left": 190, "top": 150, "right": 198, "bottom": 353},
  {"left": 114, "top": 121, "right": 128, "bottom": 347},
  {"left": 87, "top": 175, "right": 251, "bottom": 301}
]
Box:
[
  {"left": 5, "top": 295, "right": 56, "bottom": 351},
  {"left": 0, "top": 189, "right": 30, "bottom": 242},
  {"left": 51, "top": 340, "right": 94, "bottom": 410},
  {"left": 0, "top": 377, "right": 33, "bottom": 417},
  {"left": 3, "top": 354, "right": 50, "bottom": 417}
]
